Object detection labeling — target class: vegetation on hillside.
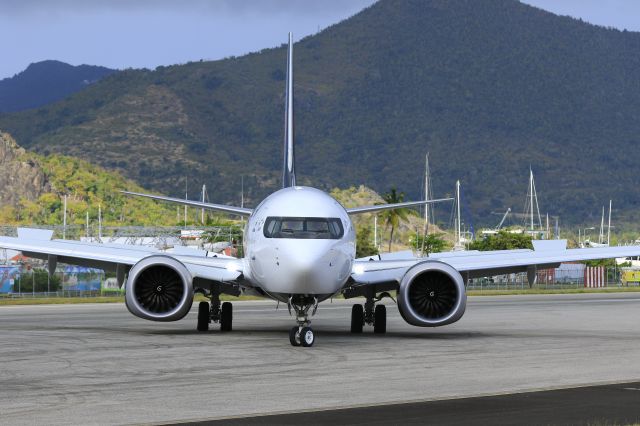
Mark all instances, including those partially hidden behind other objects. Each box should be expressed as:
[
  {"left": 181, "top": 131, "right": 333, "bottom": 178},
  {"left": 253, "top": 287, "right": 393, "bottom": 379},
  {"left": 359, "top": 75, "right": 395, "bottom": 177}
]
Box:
[{"left": 0, "top": 149, "right": 186, "bottom": 227}]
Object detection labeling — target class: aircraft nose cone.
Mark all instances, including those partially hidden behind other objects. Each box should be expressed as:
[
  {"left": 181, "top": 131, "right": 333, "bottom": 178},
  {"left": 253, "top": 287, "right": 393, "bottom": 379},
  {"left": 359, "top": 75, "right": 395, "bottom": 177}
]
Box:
[{"left": 274, "top": 241, "right": 343, "bottom": 294}]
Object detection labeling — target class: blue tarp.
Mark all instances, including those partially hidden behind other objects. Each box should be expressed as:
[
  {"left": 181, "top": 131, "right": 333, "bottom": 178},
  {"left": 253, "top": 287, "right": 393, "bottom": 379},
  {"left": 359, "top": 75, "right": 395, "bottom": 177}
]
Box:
[
  {"left": 0, "top": 266, "right": 20, "bottom": 293},
  {"left": 63, "top": 266, "right": 103, "bottom": 291}
]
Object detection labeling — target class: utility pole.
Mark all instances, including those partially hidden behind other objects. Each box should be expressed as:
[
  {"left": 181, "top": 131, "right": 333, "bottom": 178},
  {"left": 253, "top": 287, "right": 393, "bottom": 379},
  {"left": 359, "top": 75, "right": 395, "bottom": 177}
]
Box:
[
  {"left": 63, "top": 195, "right": 67, "bottom": 239},
  {"left": 86, "top": 211, "right": 89, "bottom": 238},
  {"left": 184, "top": 179, "right": 188, "bottom": 228},
  {"left": 546, "top": 213, "right": 549, "bottom": 240},
  {"left": 241, "top": 176, "right": 245, "bottom": 226},
  {"left": 201, "top": 184, "right": 206, "bottom": 225},
  {"left": 98, "top": 204, "right": 102, "bottom": 240},
  {"left": 374, "top": 215, "right": 378, "bottom": 249}
]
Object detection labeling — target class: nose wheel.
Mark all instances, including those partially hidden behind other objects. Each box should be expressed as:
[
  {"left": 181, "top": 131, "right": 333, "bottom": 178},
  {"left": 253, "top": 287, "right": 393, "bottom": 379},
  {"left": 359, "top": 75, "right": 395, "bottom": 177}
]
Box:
[
  {"left": 288, "top": 296, "right": 317, "bottom": 347},
  {"left": 289, "top": 326, "right": 314, "bottom": 347}
]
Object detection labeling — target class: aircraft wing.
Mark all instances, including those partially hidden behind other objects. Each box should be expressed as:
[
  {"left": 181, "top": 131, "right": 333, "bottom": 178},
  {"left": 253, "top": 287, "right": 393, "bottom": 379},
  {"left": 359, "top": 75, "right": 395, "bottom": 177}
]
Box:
[
  {"left": 349, "top": 240, "right": 640, "bottom": 286},
  {"left": 0, "top": 228, "right": 243, "bottom": 285}
]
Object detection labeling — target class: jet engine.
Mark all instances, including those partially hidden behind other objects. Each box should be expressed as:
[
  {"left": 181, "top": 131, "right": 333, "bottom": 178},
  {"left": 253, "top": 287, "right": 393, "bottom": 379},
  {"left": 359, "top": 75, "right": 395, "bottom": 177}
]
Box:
[
  {"left": 125, "top": 255, "right": 193, "bottom": 321},
  {"left": 397, "top": 261, "right": 466, "bottom": 327}
]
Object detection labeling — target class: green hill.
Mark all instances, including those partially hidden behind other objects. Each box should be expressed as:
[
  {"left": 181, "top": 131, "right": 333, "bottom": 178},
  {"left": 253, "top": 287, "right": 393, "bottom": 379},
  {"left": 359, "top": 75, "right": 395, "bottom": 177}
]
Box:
[
  {"left": 1, "top": 0, "right": 640, "bottom": 228},
  {"left": 0, "top": 131, "right": 179, "bottom": 227}
]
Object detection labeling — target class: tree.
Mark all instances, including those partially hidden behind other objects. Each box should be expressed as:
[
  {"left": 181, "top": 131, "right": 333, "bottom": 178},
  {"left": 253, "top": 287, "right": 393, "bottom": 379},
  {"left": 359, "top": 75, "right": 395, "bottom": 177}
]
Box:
[
  {"left": 411, "top": 232, "right": 449, "bottom": 255},
  {"left": 469, "top": 231, "right": 533, "bottom": 251},
  {"left": 356, "top": 225, "right": 378, "bottom": 258},
  {"left": 17, "top": 270, "right": 61, "bottom": 293},
  {"left": 378, "top": 188, "right": 412, "bottom": 252}
]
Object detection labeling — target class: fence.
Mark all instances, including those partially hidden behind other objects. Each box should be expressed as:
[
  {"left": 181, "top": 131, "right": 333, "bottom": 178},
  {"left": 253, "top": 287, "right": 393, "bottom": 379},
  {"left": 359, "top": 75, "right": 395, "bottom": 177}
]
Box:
[
  {"left": 467, "top": 265, "right": 626, "bottom": 291},
  {"left": 0, "top": 269, "right": 113, "bottom": 298},
  {"left": 0, "top": 261, "right": 635, "bottom": 298}
]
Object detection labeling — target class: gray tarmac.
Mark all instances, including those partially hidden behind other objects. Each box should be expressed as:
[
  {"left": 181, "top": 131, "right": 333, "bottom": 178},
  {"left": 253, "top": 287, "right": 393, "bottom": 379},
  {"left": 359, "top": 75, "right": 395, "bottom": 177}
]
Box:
[
  {"left": 1, "top": 293, "right": 640, "bottom": 425},
  {"left": 201, "top": 381, "right": 640, "bottom": 425}
]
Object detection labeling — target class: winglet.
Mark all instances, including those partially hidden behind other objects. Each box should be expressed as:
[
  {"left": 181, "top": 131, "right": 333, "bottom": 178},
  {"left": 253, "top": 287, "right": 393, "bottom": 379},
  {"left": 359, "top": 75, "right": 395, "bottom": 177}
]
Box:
[
  {"left": 346, "top": 197, "right": 453, "bottom": 215},
  {"left": 17, "top": 228, "right": 54, "bottom": 240},
  {"left": 282, "top": 32, "right": 296, "bottom": 188},
  {"left": 532, "top": 240, "right": 567, "bottom": 251},
  {"left": 121, "top": 191, "right": 252, "bottom": 217}
]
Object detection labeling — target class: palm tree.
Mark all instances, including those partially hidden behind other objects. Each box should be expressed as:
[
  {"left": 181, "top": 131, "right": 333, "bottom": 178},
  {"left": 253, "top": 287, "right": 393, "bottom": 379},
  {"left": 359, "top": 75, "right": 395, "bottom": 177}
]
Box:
[{"left": 379, "top": 187, "right": 411, "bottom": 252}]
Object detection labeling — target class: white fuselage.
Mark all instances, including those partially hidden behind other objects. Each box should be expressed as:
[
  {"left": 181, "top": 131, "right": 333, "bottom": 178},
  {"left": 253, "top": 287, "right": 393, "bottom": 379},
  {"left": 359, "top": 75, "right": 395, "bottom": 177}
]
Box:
[{"left": 242, "top": 186, "right": 356, "bottom": 301}]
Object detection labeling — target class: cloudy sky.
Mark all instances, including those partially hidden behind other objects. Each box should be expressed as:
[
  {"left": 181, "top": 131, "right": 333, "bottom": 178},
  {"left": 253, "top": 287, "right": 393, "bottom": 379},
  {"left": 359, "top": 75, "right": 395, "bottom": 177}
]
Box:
[{"left": 1, "top": 0, "right": 638, "bottom": 79}]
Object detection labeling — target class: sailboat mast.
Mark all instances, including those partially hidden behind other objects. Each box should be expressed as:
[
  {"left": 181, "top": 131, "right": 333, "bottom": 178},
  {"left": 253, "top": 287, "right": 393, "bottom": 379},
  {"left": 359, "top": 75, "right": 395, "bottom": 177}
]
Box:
[
  {"left": 600, "top": 206, "right": 605, "bottom": 244},
  {"left": 607, "top": 200, "right": 612, "bottom": 245},
  {"left": 456, "top": 180, "right": 461, "bottom": 246},
  {"left": 529, "top": 168, "right": 534, "bottom": 233},
  {"left": 424, "top": 153, "right": 430, "bottom": 228}
]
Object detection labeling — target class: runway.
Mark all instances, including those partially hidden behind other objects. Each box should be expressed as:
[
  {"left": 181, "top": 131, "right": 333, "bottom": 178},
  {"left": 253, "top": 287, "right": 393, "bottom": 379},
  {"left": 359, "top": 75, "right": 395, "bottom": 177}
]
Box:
[
  {"left": 201, "top": 381, "right": 640, "bottom": 425},
  {"left": 1, "top": 293, "right": 640, "bottom": 425}
]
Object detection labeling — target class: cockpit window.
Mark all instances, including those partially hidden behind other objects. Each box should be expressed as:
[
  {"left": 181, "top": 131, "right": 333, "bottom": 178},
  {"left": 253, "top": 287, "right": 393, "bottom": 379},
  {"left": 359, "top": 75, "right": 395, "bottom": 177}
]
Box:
[{"left": 264, "top": 217, "right": 344, "bottom": 239}]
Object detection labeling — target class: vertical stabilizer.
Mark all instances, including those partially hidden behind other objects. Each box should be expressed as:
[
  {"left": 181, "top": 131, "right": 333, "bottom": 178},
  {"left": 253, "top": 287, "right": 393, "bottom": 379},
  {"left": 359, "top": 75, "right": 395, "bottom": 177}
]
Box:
[{"left": 282, "top": 32, "right": 296, "bottom": 188}]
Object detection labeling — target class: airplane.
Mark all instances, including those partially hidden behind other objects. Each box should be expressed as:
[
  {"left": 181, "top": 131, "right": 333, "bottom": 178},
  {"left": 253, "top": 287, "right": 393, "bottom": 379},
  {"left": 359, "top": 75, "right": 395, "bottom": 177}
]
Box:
[{"left": 3, "top": 34, "right": 640, "bottom": 348}]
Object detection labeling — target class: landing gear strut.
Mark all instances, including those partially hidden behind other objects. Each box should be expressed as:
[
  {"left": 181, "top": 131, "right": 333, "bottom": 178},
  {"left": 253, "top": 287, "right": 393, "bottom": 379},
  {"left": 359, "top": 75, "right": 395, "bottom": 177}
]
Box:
[
  {"left": 288, "top": 296, "right": 318, "bottom": 347},
  {"left": 350, "top": 290, "right": 392, "bottom": 334},
  {"left": 196, "top": 291, "right": 233, "bottom": 332}
]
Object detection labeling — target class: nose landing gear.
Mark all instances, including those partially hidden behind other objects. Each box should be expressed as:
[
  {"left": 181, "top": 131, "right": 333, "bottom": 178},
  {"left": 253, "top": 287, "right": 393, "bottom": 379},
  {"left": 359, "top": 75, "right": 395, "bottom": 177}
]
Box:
[{"left": 288, "top": 296, "right": 318, "bottom": 347}]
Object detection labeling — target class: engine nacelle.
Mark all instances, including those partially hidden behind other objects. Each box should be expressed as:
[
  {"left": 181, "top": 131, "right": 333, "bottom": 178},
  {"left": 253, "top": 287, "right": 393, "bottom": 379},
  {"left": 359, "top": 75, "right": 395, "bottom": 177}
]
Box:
[
  {"left": 125, "top": 255, "right": 193, "bottom": 322},
  {"left": 397, "top": 261, "right": 466, "bottom": 327}
]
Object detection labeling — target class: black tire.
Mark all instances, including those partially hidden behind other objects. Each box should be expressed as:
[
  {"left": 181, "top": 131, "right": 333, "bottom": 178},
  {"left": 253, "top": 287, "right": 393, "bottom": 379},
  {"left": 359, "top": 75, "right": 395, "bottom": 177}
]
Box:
[
  {"left": 351, "top": 304, "right": 364, "bottom": 333},
  {"left": 289, "top": 327, "right": 301, "bottom": 346},
  {"left": 220, "top": 302, "right": 233, "bottom": 331},
  {"left": 300, "top": 327, "right": 315, "bottom": 347},
  {"left": 197, "top": 301, "right": 209, "bottom": 332},
  {"left": 374, "top": 304, "right": 387, "bottom": 334}
]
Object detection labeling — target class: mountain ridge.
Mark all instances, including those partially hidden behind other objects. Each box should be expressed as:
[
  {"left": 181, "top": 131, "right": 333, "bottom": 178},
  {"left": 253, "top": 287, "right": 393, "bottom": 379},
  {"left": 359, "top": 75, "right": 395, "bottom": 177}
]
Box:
[
  {"left": 1, "top": 0, "right": 640, "bottom": 228},
  {"left": 0, "top": 60, "right": 116, "bottom": 113}
]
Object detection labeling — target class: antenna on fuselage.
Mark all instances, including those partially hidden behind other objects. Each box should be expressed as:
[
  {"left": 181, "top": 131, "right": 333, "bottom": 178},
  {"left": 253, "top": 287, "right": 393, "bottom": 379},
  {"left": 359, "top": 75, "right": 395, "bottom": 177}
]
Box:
[{"left": 282, "top": 32, "right": 296, "bottom": 188}]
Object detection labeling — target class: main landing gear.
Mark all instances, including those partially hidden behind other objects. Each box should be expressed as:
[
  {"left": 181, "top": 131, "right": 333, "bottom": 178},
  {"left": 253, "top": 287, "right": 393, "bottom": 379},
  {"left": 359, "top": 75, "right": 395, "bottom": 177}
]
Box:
[
  {"left": 351, "top": 292, "right": 392, "bottom": 334},
  {"left": 197, "top": 292, "right": 233, "bottom": 332},
  {"left": 288, "top": 296, "right": 318, "bottom": 347}
]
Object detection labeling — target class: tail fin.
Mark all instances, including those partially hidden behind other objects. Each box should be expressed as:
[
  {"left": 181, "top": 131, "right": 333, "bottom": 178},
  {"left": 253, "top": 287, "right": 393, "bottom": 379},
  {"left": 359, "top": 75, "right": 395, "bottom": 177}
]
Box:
[{"left": 282, "top": 32, "right": 296, "bottom": 188}]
